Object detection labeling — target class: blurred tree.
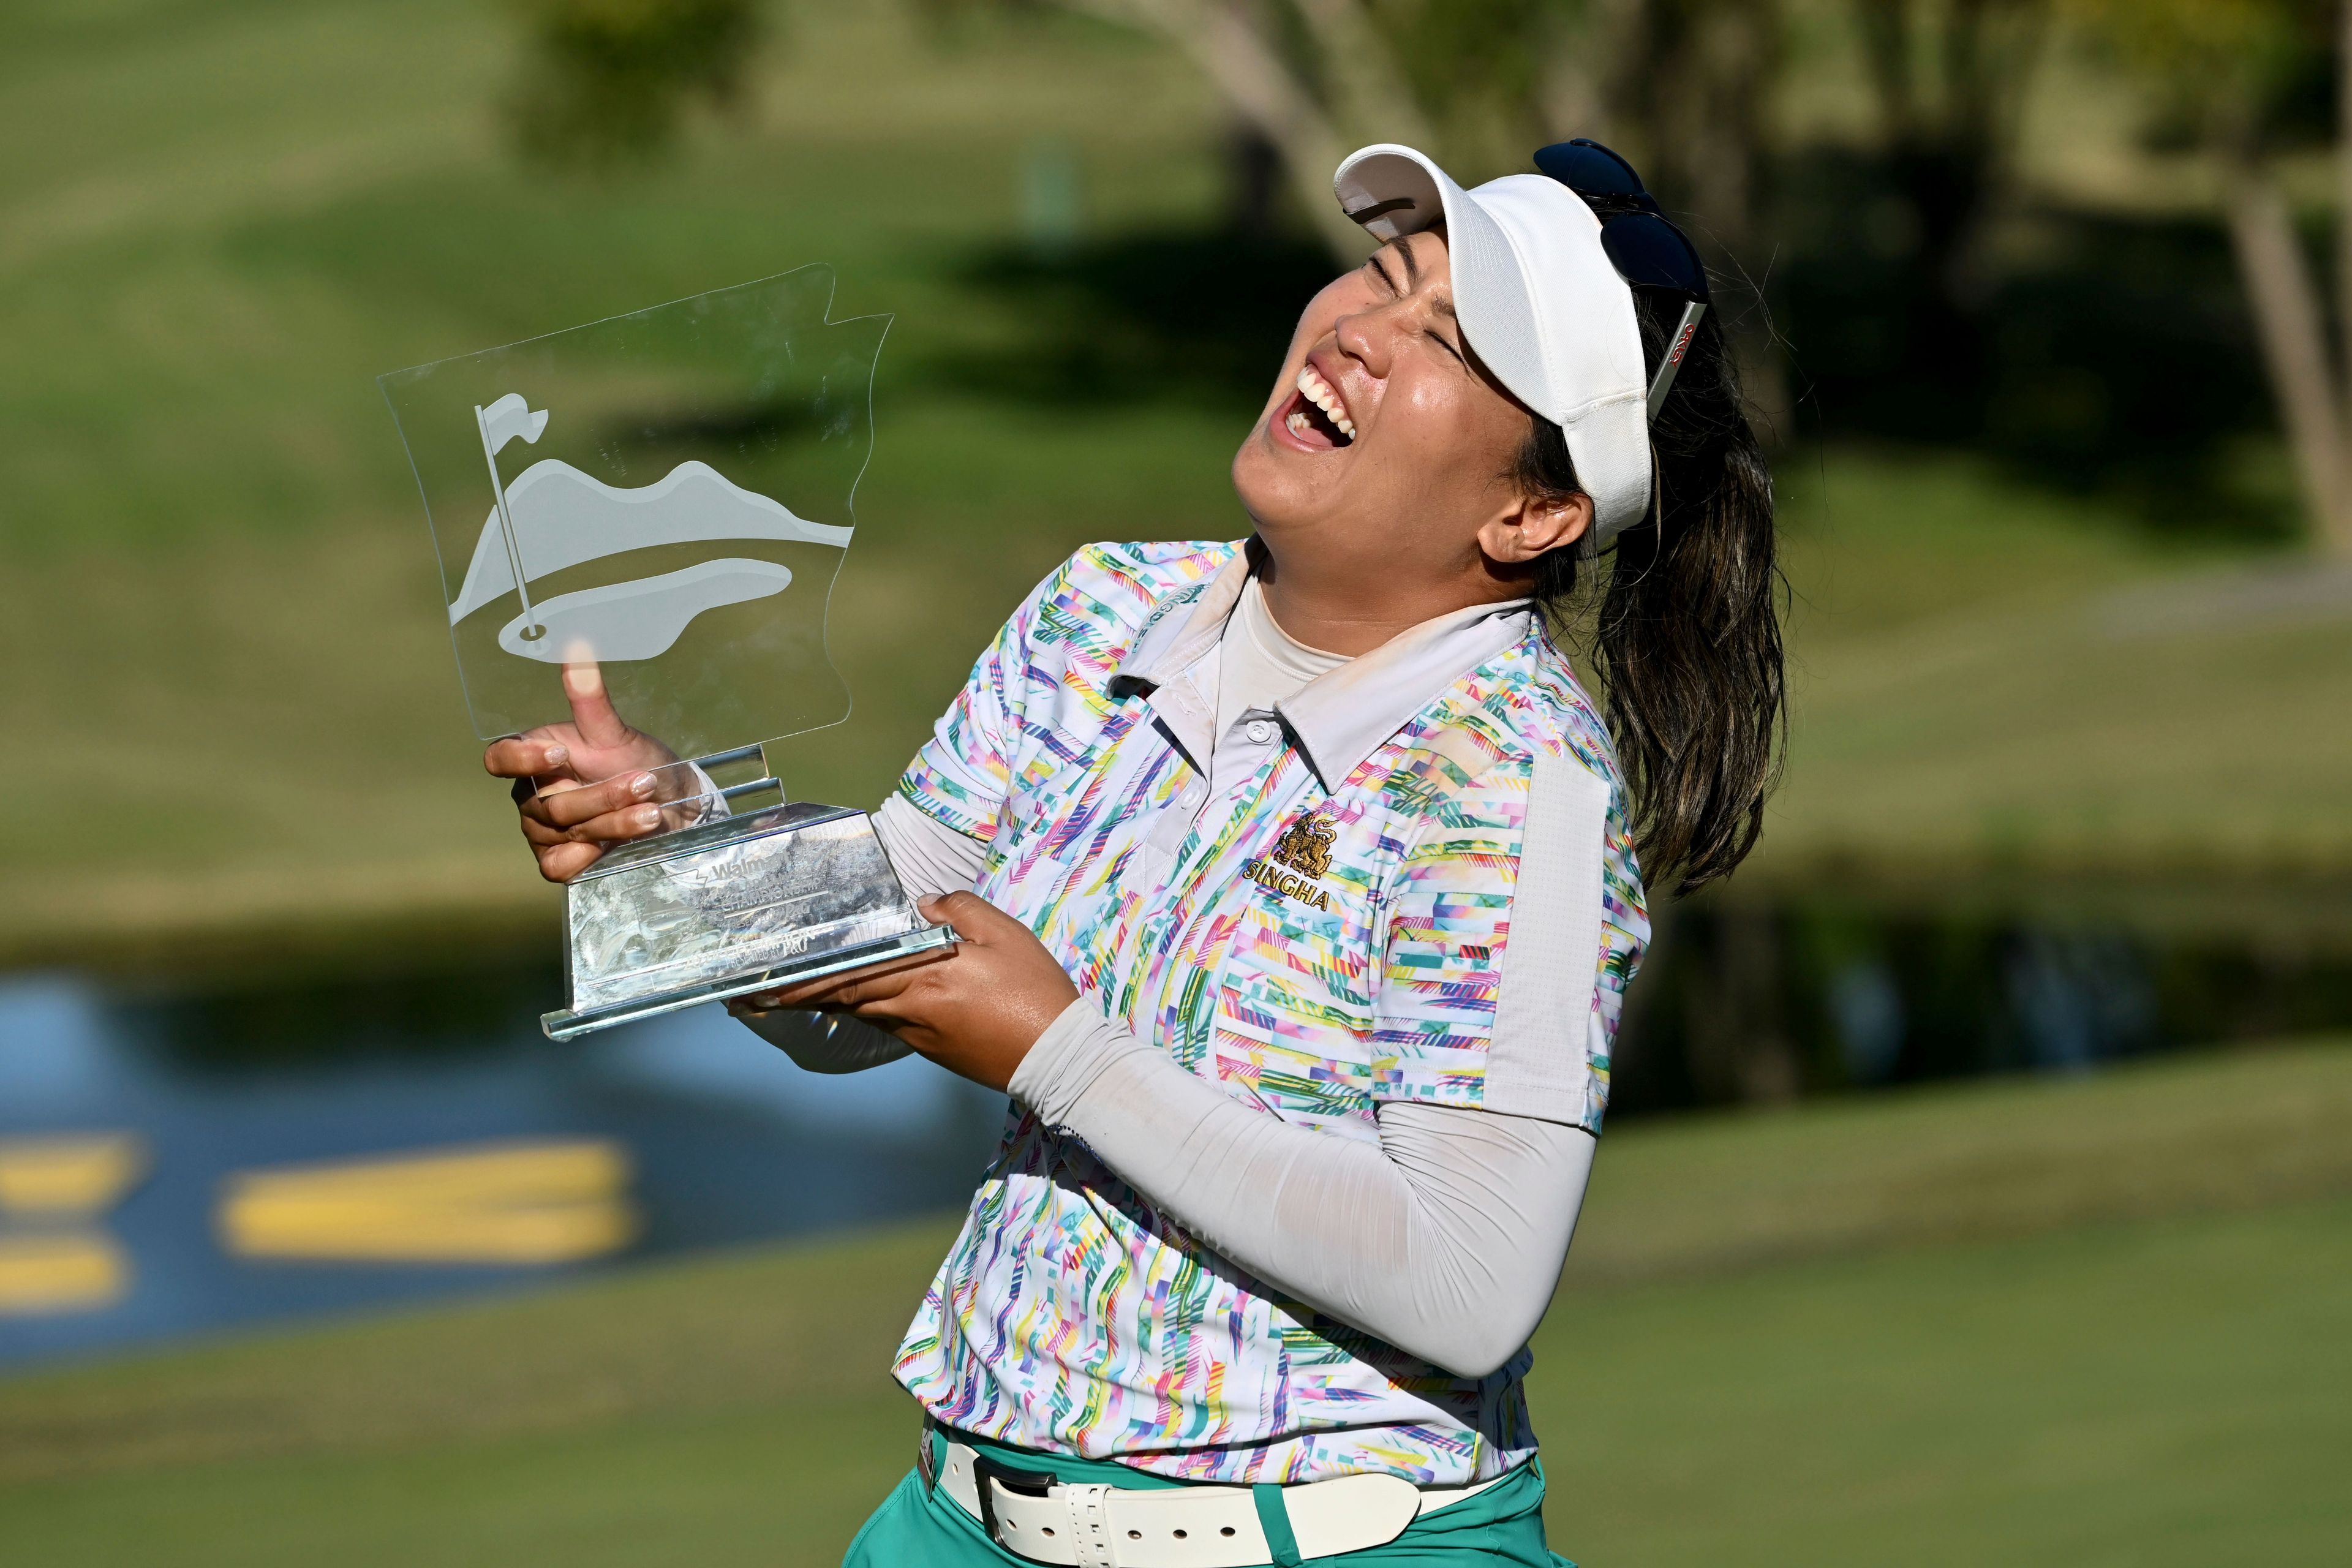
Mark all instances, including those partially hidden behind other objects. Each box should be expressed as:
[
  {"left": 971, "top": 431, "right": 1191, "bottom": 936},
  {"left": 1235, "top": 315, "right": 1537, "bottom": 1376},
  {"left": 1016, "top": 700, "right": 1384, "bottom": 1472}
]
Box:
[
  {"left": 951, "top": 0, "right": 1793, "bottom": 422},
  {"left": 1842, "top": 0, "right": 2056, "bottom": 379},
  {"left": 1060, "top": 0, "right": 1374, "bottom": 260},
  {"left": 1596, "top": 0, "right": 1789, "bottom": 428},
  {"left": 509, "top": 0, "right": 1790, "bottom": 422},
  {"left": 507, "top": 0, "right": 763, "bottom": 167},
  {"left": 2069, "top": 0, "right": 2351, "bottom": 553},
  {"left": 916, "top": 1, "right": 1774, "bottom": 266}
]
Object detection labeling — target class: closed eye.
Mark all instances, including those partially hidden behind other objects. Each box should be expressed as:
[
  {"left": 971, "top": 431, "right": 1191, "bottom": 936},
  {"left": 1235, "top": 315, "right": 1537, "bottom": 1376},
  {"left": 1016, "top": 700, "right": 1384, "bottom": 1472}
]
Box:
[
  {"left": 1430, "top": 295, "right": 1467, "bottom": 367},
  {"left": 1367, "top": 250, "right": 1465, "bottom": 365}
]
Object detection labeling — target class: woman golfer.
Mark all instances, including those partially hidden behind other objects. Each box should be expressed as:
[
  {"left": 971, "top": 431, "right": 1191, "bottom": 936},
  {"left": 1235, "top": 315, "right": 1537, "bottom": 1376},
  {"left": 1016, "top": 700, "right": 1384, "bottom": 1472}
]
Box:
[{"left": 492, "top": 140, "right": 1782, "bottom": 1566}]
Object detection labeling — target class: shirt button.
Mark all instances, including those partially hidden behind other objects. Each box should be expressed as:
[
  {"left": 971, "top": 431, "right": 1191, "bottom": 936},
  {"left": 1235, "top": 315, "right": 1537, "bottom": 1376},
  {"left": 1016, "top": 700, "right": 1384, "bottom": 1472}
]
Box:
[{"left": 1244, "top": 720, "right": 1276, "bottom": 745}]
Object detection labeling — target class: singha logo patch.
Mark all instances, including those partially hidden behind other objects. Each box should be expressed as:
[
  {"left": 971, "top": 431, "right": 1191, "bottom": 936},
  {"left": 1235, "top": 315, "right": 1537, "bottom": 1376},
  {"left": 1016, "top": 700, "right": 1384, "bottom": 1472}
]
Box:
[
  {"left": 1246, "top": 813, "right": 1338, "bottom": 910},
  {"left": 1268, "top": 814, "right": 1336, "bottom": 880}
]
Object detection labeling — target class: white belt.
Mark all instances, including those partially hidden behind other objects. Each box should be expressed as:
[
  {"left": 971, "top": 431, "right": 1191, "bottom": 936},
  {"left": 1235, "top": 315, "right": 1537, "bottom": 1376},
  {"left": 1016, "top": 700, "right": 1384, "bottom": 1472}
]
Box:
[{"left": 929, "top": 1436, "right": 1506, "bottom": 1568}]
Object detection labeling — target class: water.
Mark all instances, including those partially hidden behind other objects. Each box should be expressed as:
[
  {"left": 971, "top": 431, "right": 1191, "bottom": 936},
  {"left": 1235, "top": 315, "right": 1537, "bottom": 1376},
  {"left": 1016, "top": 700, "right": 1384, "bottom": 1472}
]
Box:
[
  {"left": 7, "top": 890, "right": 2350, "bottom": 1371},
  {"left": 0, "top": 963, "right": 1005, "bottom": 1370},
  {"left": 1611, "top": 894, "right": 2352, "bottom": 1112}
]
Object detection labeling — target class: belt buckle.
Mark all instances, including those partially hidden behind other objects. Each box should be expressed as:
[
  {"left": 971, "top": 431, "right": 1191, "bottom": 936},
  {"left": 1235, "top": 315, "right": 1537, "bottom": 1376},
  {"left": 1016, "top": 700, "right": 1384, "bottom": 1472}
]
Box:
[{"left": 971, "top": 1451, "right": 1061, "bottom": 1562}]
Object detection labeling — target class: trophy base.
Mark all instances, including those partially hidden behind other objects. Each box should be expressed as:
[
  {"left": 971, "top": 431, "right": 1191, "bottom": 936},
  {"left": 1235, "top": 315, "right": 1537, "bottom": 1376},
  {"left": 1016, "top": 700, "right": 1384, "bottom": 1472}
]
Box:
[{"left": 541, "top": 801, "right": 955, "bottom": 1042}]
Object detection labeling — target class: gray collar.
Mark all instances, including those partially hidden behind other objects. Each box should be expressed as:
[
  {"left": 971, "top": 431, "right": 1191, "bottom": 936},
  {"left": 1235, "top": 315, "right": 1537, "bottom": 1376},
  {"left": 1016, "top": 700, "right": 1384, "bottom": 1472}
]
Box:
[{"left": 1113, "top": 546, "right": 1538, "bottom": 790}]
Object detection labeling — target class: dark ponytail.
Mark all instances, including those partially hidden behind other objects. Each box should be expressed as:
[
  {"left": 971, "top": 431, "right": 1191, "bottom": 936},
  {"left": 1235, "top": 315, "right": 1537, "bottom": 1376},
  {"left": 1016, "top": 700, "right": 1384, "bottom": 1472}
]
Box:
[{"left": 1513, "top": 300, "right": 1784, "bottom": 895}]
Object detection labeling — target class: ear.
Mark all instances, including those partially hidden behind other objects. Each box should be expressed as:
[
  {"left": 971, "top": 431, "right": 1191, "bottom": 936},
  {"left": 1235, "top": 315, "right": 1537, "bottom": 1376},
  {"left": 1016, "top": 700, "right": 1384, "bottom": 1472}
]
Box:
[{"left": 1478, "top": 490, "right": 1592, "bottom": 564}]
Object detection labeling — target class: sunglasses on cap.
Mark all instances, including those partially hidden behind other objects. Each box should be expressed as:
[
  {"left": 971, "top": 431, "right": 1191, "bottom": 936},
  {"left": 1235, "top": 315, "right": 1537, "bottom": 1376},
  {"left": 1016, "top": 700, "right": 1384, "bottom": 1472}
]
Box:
[{"left": 1533, "top": 138, "right": 1709, "bottom": 417}]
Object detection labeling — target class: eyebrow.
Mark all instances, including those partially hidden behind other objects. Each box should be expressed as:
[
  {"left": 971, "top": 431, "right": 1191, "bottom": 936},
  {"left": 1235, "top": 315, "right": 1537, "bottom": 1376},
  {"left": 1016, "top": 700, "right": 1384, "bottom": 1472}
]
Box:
[{"left": 1396, "top": 238, "right": 1420, "bottom": 292}]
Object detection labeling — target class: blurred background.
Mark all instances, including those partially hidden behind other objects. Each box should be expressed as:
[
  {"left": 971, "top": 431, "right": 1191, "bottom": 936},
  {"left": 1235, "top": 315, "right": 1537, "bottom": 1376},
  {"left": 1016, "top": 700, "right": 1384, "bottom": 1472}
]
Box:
[{"left": 2, "top": 1, "right": 2349, "bottom": 1562}]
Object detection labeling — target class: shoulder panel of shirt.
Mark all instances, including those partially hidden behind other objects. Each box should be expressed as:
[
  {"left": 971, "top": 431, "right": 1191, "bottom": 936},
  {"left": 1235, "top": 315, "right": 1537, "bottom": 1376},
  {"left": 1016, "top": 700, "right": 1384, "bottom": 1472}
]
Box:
[
  {"left": 894, "top": 540, "right": 1237, "bottom": 841},
  {"left": 1369, "top": 625, "right": 1645, "bottom": 1131},
  {"left": 1017, "top": 540, "right": 1240, "bottom": 705},
  {"left": 1373, "top": 622, "right": 1629, "bottom": 820},
  {"left": 1482, "top": 742, "right": 1618, "bottom": 1126},
  {"left": 1040, "top": 541, "right": 1239, "bottom": 641}
]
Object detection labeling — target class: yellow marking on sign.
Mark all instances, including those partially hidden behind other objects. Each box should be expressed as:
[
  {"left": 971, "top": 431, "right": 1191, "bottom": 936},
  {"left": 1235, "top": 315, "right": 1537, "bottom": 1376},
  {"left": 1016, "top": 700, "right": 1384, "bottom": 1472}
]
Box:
[
  {"left": 217, "top": 1139, "right": 638, "bottom": 1265},
  {"left": 0, "top": 1232, "right": 128, "bottom": 1314},
  {"left": 0, "top": 1134, "right": 148, "bottom": 1217}
]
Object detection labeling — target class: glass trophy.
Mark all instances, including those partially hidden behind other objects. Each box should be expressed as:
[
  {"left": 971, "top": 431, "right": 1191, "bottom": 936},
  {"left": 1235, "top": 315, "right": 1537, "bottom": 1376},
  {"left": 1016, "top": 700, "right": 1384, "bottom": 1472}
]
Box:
[{"left": 381, "top": 266, "right": 953, "bottom": 1040}]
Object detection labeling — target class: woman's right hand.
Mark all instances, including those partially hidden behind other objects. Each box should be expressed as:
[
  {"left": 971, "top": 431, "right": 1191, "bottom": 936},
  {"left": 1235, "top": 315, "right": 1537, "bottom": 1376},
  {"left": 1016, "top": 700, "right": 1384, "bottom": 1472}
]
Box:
[{"left": 483, "top": 662, "right": 682, "bottom": 883}]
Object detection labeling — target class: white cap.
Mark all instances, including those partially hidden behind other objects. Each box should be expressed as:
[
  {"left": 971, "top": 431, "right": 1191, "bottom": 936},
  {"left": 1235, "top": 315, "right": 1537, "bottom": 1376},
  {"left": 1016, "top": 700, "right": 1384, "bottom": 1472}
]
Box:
[{"left": 1333, "top": 143, "right": 1652, "bottom": 543}]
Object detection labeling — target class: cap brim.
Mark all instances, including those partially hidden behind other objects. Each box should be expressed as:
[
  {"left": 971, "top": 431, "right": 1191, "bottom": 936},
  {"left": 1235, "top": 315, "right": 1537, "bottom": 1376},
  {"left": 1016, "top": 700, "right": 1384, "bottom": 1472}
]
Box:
[
  {"left": 1334, "top": 146, "right": 1551, "bottom": 421},
  {"left": 1335, "top": 145, "right": 1653, "bottom": 543},
  {"left": 1333, "top": 145, "right": 1452, "bottom": 244}
]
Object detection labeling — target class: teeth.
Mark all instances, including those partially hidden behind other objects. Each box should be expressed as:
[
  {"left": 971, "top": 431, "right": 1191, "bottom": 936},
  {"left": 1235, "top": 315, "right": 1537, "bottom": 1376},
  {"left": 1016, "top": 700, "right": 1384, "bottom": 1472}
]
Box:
[{"left": 1295, "top": 366, "right": 1357, "bottom": 441}]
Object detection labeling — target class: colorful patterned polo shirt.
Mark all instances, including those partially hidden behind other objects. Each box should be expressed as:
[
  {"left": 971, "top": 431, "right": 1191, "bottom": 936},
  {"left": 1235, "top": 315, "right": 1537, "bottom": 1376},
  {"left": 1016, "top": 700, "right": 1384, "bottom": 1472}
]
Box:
[{"left": 890, "top": 539, "right": 1649, "bottom": 1486}]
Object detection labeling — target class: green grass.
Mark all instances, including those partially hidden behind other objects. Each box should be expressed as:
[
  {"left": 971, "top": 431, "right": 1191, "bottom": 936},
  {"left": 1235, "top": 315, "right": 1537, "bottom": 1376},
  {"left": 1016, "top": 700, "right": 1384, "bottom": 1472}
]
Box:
[
  {"left": 3, "top": 0, "right": 2351, "bottom": 969},
  {"left": 2, "top": 1041, "right": 2347, "bottom": 1564},
  {"left": 0, "top": 0, "right": 1239, "bottom": 963},
  {"left": 1762, "top": 451, "right": 2352, "bottom": 881}
]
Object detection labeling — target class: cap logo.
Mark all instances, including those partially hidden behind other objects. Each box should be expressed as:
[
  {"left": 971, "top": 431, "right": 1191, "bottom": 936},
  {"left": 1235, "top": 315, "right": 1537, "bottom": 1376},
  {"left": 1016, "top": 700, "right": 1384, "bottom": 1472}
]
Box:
[{"left": 1667, "top": 320, "right": 1699, "bottom": 368}]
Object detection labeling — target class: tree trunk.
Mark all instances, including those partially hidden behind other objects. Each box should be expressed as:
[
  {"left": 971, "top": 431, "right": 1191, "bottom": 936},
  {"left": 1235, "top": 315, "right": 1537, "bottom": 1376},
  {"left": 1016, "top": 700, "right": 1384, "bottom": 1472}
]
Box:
[
  {"left": 2339, "top": 0, "right": 2352, "bottom": 487},
  {"left": 1291, "top": 0, "right": 1434, "bottom": 151},
  {"left": 1681, "top": 904, "right": 1803, "bottom": 1105},
  {"left": 2220, "top": 156, "right": 2352, "bottom": 554},
  {"left": 1595, "top": 0, "right": 1789, "bottom": 442},
  {"left": 1220, "top": 122, "right": 1286, "bottom": 236},
  {"left": 1849, "top": 0, "right": 2051, "bottom": 413},
  {"left": 1683, "top": 1, "right": 1790, "bottom": 441},
  {"left": 1542, "top": 0, "right": 1645, "bottom": 146},
  {"left": 1092, "top": 0, "right": 1369, "bottom": 264}
]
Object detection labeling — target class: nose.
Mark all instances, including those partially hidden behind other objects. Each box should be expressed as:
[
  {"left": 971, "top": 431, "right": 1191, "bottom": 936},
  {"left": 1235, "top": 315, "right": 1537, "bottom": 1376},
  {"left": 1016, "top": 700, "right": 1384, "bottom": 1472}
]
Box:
[{"left": 1332, "top": 295, "right": 1404, "bottom": 380}]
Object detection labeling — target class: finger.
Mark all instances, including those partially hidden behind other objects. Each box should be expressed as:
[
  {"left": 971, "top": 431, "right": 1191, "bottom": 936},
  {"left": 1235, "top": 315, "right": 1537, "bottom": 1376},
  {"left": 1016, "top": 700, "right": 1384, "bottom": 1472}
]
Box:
[
  {"left": 521, "top": 813, "right": 572, "bottom": 848},
  {"left": 522, "top": 771, "right": 658, "bottom": 830},
  {"left": 562, "top": 662, "right": 630, "bottom": 749},
  {"left": 521, "top": 797, "right": 660, "bottom": 846},
  {"left": 731, "top": 989, "right": 799, "bottom": 1013},
  {"left": 919, "top": 889, "right": 1014, "bottom": 937},
  {"left": 533, "top": 841, "right": 605, "bottom": 883},
  {"left": 755, "top": 973, "right": 868, "bottom": 1012},
  {"left": 763, "top": 963, "right": 928, "bottom": 1013},
  {"left": 485, "top": 736, "right": 571, "bottom": 780},
  {"left": 734, "top": 941, "right": 954, "bottom": 1014},
  {"left": 550, "top": 804, "right": 665, "bottom": 844}
]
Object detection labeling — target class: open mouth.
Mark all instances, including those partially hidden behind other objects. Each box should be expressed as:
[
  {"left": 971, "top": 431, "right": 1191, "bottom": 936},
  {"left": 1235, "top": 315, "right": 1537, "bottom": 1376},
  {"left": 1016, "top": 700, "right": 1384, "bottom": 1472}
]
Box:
[{"left": 1280, "top": 363, "right": 1356, "bottom": 450}]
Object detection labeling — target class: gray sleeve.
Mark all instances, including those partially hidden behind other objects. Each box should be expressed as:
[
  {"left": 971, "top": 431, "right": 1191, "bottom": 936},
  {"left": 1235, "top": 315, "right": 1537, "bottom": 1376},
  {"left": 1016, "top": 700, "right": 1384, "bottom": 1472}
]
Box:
[
  {"left": 873, "top": 793, "right": 993, "bottom": 902},
  {"left": 1009, "top": 1002, "right": 1594, "bottom": 1379},
  {"left": 735, "top": 795, "right": 991, "bottom": 1072},
  {"left": 1483, "top": 744, "right": 1615, "bottom": 1122}
]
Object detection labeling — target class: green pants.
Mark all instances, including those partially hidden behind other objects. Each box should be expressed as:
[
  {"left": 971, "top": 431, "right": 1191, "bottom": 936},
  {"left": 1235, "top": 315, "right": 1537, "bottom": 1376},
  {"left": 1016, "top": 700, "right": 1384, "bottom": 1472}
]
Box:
[{"left": 842, "top": 1428, "right": 1575, "bottom": 1567}]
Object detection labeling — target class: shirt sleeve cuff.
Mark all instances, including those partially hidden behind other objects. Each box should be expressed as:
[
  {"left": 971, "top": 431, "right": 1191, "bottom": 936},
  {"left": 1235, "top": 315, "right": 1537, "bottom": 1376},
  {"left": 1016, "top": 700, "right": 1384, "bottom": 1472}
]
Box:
[
  {"left": 739, "top": 1008, "right": 912, "bottom": 1073},
  {"left": 1008, "top": 998, "right": 1150, "bottom": 1123}
]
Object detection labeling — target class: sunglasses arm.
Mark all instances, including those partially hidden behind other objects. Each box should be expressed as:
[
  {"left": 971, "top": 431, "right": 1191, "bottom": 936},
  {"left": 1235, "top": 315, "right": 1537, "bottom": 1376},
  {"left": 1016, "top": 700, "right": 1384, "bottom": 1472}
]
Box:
[{"left": 1645, "top": 300, "right": 1708, "bottom": 420}]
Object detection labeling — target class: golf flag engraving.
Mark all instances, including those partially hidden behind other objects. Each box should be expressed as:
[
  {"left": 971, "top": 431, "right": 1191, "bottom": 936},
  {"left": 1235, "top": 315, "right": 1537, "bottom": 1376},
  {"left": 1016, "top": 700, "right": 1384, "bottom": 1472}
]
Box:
[
  {"left": 473, "top": 392, "right": 551, "bottom": 641},
  {"left": 478, "top": 391, "right": 550, "bottom": 451}
]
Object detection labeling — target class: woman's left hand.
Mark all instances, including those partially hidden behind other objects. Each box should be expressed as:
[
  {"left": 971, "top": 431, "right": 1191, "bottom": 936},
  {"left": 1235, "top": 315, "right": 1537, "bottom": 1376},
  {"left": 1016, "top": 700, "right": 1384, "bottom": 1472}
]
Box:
[{"left": 729, "top": 892, "right": 1078, "bottom": 1092}]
